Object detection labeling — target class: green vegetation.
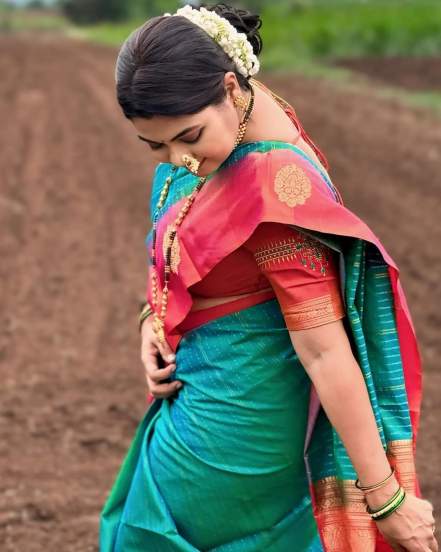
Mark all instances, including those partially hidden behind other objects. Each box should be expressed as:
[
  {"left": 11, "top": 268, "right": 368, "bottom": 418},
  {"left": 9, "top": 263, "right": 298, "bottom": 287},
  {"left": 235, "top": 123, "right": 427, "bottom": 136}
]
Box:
[
  {"left": 58, "top": 0, "right": 179, "bottom": 24},
  {"left": 68, "top": 18, "right": 146, "bottom": 45},
  {"left": 0, "top": 8, "right": 68, "bottom": 32},
  {"left": 59, "top": 0, "right": 127, "bottom": 24},
  {"left": 4, "top": 1, "right": 441, "bottom": 63},
  {"left": 68, "top": 1, "right": 441, "bottom": 65},
  {"left": 260, "top": 1, "right": 441, "bottom": 66}
]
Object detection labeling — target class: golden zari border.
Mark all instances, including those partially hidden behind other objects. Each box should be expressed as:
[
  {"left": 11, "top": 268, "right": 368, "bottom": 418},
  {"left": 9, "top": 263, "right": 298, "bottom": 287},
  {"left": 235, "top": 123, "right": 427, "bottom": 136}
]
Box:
[
  {"left": 284, "top": 292, "right": 345, "bottom": 331},
  {"left": 386, "top": 439, "right": 417, "bottom": 494},
  {"left": 313, "top": 476, "right": 377, "bottom": 551},
  {"left": 312, "top": 440, "right": 416, "bottom": 551}
]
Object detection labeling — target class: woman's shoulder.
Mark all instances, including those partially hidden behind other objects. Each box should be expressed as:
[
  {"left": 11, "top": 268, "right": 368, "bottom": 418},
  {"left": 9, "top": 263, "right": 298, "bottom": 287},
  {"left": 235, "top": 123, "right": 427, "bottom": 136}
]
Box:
[
  {"left": 230, "top": 140, "right": 329, "bottom": 177},
  {"left": 225, "top": 140, "right": 340, "bottom": 205}
]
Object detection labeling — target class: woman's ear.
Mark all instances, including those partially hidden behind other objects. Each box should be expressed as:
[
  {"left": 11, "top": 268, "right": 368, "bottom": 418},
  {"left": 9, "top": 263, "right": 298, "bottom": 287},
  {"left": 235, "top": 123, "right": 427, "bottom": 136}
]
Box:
[{"left": 223, "top": 71, "right": 242, "bottom": 104}]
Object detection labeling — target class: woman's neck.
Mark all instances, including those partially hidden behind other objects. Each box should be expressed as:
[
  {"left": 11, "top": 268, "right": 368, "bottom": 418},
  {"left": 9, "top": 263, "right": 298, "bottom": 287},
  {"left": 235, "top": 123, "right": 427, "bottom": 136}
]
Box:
[
  {"left": 242, "top": 82, "right": 300, "bottom": 146},
  {"left": 243, "top": 81, "right": 325, "bottom": 171}
]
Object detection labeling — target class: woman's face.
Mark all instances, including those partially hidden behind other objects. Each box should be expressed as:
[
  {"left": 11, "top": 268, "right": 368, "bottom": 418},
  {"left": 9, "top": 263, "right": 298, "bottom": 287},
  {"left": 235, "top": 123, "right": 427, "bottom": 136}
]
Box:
[{"left": 131, "top": 73, "right": 243, "bottom": 177}]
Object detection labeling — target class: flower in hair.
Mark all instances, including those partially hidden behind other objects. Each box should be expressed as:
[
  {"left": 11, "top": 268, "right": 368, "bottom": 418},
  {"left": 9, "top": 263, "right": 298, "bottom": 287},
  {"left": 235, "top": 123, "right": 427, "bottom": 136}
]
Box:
[{"left": 169, "top": 5, "right": 260, "bottom": 78}]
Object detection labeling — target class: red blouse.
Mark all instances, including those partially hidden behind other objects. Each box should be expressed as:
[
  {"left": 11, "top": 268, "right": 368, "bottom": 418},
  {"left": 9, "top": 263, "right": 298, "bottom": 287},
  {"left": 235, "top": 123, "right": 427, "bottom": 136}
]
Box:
[{"left": 176, "top": 222, "right": 346, "bottom": 334}]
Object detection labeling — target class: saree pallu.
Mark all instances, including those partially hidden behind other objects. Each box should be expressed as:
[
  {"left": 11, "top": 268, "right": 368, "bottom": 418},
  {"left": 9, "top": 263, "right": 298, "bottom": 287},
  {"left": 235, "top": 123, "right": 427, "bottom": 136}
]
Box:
[{"left": 100, "top": 140, "right": 422, "bottom": 551}]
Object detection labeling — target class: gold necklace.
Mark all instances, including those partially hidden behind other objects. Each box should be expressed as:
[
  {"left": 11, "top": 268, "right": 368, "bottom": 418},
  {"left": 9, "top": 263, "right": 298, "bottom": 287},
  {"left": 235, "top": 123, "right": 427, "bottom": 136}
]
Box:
[{"left": 150, "top": 84, "right": 255, "bottom": 343}]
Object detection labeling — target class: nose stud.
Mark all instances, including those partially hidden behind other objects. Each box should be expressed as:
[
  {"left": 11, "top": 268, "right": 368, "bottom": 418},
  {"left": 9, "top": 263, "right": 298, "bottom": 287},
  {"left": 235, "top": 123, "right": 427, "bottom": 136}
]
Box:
[{"left": 182, "top": 154, "right": 200, "bottom": 176}]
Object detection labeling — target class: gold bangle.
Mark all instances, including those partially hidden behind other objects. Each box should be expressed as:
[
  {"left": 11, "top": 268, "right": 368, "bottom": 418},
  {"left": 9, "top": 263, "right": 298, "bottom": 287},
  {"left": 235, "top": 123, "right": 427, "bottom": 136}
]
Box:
[{"left": 355, "top": 467, "right": 395, "bottom": 493}]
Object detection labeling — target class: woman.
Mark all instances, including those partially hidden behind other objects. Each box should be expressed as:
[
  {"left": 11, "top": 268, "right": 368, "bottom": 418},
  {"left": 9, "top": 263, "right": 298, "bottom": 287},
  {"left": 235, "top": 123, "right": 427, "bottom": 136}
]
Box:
[{"left": 100, "top": 4, "right": 437, "bottom": 551}]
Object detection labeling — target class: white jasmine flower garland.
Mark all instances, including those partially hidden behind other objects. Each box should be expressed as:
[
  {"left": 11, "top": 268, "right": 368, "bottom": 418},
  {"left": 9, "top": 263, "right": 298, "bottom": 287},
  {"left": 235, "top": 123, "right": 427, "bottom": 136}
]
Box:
[{"left": 164, "top": 5, "right": 260, "bottom": 78}]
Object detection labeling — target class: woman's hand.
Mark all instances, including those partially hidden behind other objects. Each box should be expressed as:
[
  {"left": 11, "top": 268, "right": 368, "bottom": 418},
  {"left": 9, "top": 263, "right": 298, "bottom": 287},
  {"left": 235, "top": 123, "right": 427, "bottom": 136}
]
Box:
[
  {"left": 367, "top": 480, "right": 438, "bottom": 552},
  {"left": 140, "top": 314, "right": 183, "bottom": 400}
]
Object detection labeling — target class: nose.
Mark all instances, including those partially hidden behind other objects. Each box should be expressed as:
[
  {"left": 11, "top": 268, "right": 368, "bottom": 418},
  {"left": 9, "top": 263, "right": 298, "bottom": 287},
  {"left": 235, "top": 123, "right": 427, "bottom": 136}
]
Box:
[{"left": 169, "top": 146, "right": 189, "bottom": 169}]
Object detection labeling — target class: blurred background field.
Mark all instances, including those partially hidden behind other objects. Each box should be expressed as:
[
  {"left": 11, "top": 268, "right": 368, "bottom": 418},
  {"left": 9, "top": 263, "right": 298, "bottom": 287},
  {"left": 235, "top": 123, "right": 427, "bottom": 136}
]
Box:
[
  {"left": 66, "top": 1, "right": 441, "bottom": 61},
  {"left": 1, "top": 1, "right": 440, "bottom": 550},
  {"left": 3, "top": 1, "right": 441, "bottom": 59},
  {"left": 2, "top": 0, "right": 441, "bottom": 111}
]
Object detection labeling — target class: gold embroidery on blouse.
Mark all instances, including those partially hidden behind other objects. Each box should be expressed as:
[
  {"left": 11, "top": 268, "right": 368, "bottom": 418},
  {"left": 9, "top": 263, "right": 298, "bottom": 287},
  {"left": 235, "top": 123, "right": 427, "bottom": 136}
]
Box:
[
  {"left": 274, "top": 164, "right": 312, "bottom": 207},
  {"left": 284, "top": 293, "right": 344, "bottom": 330},
  {"left": 254, "top": 235, "right": 331, "bottom": 275},
  {"left": 162, "top": 223, "right": 181, "bottom": 274}
]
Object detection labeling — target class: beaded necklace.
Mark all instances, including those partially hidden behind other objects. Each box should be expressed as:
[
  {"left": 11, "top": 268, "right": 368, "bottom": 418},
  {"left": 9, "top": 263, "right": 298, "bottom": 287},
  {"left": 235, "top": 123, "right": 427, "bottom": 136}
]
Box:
[{"left": 150, "top": 84, "right": 255, "bottom": 344}]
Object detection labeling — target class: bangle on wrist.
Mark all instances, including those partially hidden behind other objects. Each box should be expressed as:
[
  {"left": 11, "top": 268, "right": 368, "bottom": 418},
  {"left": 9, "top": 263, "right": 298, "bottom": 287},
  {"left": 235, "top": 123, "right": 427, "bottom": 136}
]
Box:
[
  {"left": 355, "top": 467, "right": 395, "bottom": 493},
  {"left": 139, "top": 303, "right": 154, "bottom": 332},
  {"left": 366, "top": 485, "right": 406, "bottom": 521}
]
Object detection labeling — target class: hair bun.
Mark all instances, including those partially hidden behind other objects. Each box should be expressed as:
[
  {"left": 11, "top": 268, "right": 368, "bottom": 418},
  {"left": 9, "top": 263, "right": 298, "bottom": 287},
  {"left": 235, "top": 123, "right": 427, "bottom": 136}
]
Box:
[{"left": 204, "top": 3, "right": 263, "bottom": 56}]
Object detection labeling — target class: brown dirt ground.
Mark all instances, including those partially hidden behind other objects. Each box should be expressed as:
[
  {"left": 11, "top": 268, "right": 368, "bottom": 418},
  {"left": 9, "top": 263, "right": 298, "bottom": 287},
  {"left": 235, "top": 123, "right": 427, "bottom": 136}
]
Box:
[
  {"left": 1, "top": 35, "right": 440, "bottom": 551},
  {"left": 332, "top": 55, "right": 441, "bottom": 91}
]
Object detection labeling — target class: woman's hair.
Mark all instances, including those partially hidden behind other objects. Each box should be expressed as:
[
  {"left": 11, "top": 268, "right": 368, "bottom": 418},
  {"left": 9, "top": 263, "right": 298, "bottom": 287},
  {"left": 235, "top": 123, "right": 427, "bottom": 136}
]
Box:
[
  {"left": 115, "top": 3, "right": 263, "bottom": 119},
  {"left": 115, "top": 3, "right": 330, "bottom": 171}
]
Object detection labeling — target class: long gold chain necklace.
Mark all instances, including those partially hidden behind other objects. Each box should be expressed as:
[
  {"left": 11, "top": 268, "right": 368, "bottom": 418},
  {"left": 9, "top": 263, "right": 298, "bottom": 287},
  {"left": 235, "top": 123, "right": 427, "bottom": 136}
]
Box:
[{"left": 150, "top": 83, "right": 255, "bottom": 343}]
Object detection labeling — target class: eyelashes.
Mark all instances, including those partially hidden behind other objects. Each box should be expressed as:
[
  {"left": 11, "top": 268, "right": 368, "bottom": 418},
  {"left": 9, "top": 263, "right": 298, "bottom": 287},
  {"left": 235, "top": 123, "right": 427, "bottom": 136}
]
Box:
[
  {"left": 149, "top": 128, "right": 204, "bottom": 151},
  {"left": 150, "top": 143, "right": 164, "bottom": 151},
  {"left": 184, "top": 128, "right": 204, "bottom": 144}
]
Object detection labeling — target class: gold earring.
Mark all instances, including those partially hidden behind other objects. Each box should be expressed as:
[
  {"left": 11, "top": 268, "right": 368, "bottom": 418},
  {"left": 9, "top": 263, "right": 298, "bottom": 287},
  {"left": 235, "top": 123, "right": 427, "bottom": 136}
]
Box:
[
  {"left": 182, "top": 154, "right": 200, "bottom": 175},
  {"left": 233, "top": 95, "right": 248, "bottom": 111}
]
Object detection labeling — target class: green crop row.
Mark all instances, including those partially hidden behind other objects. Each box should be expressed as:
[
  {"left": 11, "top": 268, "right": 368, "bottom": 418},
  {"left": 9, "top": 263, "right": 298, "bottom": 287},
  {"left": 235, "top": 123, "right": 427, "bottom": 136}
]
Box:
[{"left": 260, "top": 1, "right": 441, "bottom": 67}]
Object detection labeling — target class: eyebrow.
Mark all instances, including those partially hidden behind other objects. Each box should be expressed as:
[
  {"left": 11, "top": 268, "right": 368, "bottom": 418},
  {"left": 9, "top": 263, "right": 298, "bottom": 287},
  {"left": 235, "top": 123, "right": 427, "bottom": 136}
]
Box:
[{"left": 137, "top": 125, "right": 200, "bottom": 146}]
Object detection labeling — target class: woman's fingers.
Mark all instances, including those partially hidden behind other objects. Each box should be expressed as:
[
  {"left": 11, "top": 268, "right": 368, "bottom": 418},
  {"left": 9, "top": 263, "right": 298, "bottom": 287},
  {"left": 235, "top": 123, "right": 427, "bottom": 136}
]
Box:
[
  {"left": 148, "top": 339, "right": 175, "bottom": 371},
  {"left": 141, "top": 345, "right": 182, "bottom": 399},
  {"left": 429, "top": 540, "right": 439, "bottom": 552},
  {"left": 429, "top": 532, "right": 439, "bottom": 552},
  {"left": 426, "top": 502, "right": 438, "bottom": 552},
  {"left": 140, "top": 315, "right": 176, "bottom": 365},
  {"left": 150, "top": 362, "right": 176, "bottom": 383},
  {"left": 147, "top": 379, "right": 183, "bottom": 399},
  {"left": 149, "top": 328, "right": 175, "bottom": 363},
  {"left": 140, "top": 319, "right": 180, "bottom": 399},
  {"left": 158, "top": 344, "right": 176, "bottom": 365},
  {"left": 141, "top": 346, "right": 160, "bottom": 372},
  {"left": 422, "top": 542, "right": 438, "bottom": 552},
  {"left": 141, "top": 343, "right": 176, "bottom": 380}
]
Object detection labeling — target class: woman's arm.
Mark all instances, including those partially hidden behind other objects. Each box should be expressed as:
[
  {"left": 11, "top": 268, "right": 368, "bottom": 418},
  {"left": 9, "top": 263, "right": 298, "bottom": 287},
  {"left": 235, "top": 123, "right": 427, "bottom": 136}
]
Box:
[
  {"left": 242, "top": 221, "right": 436, "bottom": 548},
  {"left": 288, "top": 318, "right": 398, "bottom": 507},
  {"left": 242, "top": 221, "right": 395, "bottom": 489},
  {"left": 289, "top": 320, "right": 439, "bottom": 551}
]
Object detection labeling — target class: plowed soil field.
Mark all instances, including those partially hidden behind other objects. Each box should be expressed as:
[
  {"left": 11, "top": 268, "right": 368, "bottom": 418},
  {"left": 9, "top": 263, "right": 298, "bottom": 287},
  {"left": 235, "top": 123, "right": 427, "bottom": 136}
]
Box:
[
  {"left": 1, "top": 34, "right": 440, "bottom": 551},
  {"left": 333, "top": 55, "right": 441, "bottom": 91}
]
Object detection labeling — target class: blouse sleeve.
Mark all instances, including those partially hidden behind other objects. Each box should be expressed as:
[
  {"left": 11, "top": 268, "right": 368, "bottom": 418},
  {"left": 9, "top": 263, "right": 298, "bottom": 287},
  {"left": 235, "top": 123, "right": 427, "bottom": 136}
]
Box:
[{"left": 242, "top": 222, "right": 346, "bottom": 331}]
